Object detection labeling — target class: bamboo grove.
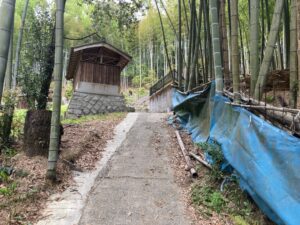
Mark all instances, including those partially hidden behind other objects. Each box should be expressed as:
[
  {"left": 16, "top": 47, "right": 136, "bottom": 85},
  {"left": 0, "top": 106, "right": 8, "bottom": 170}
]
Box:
[
  {"left": 0, "top": 0, "right": 300, "bottom": 179},
  {"left": 143, "top": 0, "right": 300, "bottom": 108}
]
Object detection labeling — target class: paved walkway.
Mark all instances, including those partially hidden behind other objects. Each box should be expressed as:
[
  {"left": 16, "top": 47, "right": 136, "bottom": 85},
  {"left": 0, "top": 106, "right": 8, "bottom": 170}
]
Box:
[{"left": 79, "top": 113, "right": 191, "bottom": 225}]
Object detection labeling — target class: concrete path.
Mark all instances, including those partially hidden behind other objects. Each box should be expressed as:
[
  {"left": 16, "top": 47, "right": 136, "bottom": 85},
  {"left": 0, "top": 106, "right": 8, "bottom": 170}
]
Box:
[{"left": 79, "top": 113, "right": 192, "bottom": 225}]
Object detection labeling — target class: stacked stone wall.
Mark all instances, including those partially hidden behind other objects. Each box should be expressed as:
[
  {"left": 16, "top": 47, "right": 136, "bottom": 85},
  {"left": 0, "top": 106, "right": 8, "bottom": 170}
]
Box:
[{"left": 67, "top": 92, "right": 128, "bottom": 118}]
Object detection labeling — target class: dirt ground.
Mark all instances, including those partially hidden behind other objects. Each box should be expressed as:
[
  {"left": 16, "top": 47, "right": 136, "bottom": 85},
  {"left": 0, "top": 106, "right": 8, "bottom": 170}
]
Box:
[
  {"left": 0, "top": 112, "right": 276, "bottom": 225},
  {"left": 0, "top": 113, "right": 125, "bottom": 225},
  {"left": 164, "top": 120, "right": 274, "bottom": 225}
]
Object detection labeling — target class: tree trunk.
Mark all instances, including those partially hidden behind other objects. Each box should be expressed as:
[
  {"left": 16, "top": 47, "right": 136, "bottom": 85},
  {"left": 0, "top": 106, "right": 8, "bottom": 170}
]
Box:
[
  {"left": 24, "top": 110, "right": 52, "bottom": 157},
  {"left": 289, "top": 0, "right": 298, "bottom": 108},
  {"left": 219, "top": 0, "right": 230, "bottom": 87},
  {"left": 230, "top": 0, "right": 240, "bottom": 100},
  {"left": 1, "top": 13, "right": 14, "bottom": 146},
  {"left": 202, "top": 0, "right": 210, "bottom": 81},
  {"left": 0, "top": 0, "right": 16, "bottom": 102},
  {"left": 254, "top": 0, "right": 284, "bottom": 100},
  {"left": 47, "top": 0, "right": 65, "bottom": 181},
  {"left": 177, "top": 0, "right": 182, "bottom": 89},
  {"left": 185, "top": 0, "right": 195, "bottom": 91},
  {"left": 209, "top": 0, "right": 223, "bottom": 93},
  {"left": 12, "top": 0, "right": 29, "bottom": 90},
  {"left": 250, "top": 0, "right": 260, "bottom": 95},
  {"left": 188, "top": 0, "right": 198, "bottom": 91}
]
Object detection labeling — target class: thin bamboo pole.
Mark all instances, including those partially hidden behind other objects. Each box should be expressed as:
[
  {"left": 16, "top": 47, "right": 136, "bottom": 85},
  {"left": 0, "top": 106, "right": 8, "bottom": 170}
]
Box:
[
  {"left": 47, "top": 0, "right": 65, "bottom": 181},
  {"left": 230, "top": 0, "right": 240, "bottom": 101},
  {"left": 250, "top": 0, "right": 260, "bottom": 96},
  {"left": 289, "top": 0, "right": 298, "bottom": 108},
  {"left": 219, "top": 0, "right": 230, "bottom": 87},
  {"left": 254, "top": 0, "right": 285, "bottom": 100},
  {"left": 178, "top": 0, "right": 182, "bottom": 89},
  {"left": 0, "top": 0, "right": 16, "bottom": 101},
  {"left": 209, "top": 0, "right": 223, "bottom": 93},
  {"left": 13, "top": 0, "right": 29, "bottom": 90}
]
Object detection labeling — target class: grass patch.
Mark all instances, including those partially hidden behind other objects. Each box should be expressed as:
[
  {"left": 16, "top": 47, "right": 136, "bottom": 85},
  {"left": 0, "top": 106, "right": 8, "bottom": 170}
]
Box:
[
  {"left": 123, "top": 87, "right": 149, "bottom": 105},
  {"left": 0, "top": 182, "right": 17, "bottom": 196},
  {"left": 191, "top": 185, "right": 226, "bottom": 213},
  {"left": 62, "top": 112, "right": 126, "bottom": 125}
]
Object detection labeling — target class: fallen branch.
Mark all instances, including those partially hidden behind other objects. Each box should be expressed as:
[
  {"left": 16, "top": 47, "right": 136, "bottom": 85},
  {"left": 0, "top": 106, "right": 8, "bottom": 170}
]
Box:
[
  {"left": 175, "top": 130, "right": 197, "bottom": 177},
  {"left": 223, "top": 90, "right": 300, "bottom": 134},
  {"left": 189, "top": 152, "right": 212, "bottom": 170},
  {"left": 226, "top": 101, "right": 300, "bottom": 114}
]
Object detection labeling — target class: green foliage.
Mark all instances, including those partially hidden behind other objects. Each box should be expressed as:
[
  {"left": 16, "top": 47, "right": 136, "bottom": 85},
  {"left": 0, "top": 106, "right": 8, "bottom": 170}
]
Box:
[
  {"left": 64, "top": 82, "right": 73, "bottom": 100},
  {"left": 12, "top": 109, "right": 27, "bottom": 139},
  {"left": 191, "top": 185, "right": 226, "bottom": 213},
  {"left": 62, "top": 112, "right": 126, "bottom": 125},
  {"left": 191, "top": 179, "right": 260, "bottom": 223},
  {"left": 231, "top": 215, "right": 250, "bottom": 225},
  {"left": 0, "top": 182, "right": 17, "bottom": 196},
  {"left": 19, "top": 3, "right": 55, "bottom": 109},
  {"left": 0, "top": 91, "right": 17, "bottom": 145},
  {"left": 1, "top": 146, "right": 17, "bottom": 158},
  {"left": 197, "top": 141, "right": 225, "bottom": 180},
  {"left": 0, "top": 171, "right": 9, "bottom": 183}
]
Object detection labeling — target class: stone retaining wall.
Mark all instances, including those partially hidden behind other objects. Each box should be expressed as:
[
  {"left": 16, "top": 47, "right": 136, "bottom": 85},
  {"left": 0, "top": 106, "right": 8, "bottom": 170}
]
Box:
[
  {"left": 67, "top": 91, "right": 128, "bottom": 118},
  {"left": 149, "top": 84, "right": 173, "bottom": 113}
]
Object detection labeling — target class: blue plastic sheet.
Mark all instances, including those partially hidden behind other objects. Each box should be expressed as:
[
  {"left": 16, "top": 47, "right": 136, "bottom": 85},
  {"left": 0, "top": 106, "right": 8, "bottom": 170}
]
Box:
[{"left": 172, "top": 83, "right": 300, "bottom": 225}]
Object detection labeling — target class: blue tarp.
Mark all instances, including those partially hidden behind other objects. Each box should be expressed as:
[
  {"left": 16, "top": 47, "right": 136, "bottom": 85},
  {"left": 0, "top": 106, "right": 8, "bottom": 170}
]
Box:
[{"left": 172, "top": 83, "right": 300, "bottom": 225}]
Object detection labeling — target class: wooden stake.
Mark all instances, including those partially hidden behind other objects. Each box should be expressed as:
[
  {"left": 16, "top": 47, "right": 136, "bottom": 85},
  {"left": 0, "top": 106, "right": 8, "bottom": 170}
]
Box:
[{"left": 175, "top": 130, "right": 197, "bottom": 177}]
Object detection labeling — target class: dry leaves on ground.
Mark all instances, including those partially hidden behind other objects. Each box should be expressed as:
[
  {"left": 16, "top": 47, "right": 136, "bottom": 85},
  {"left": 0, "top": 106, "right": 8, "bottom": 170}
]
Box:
[{"left": 0, "top": 114, "right": 125, "bottom": 225}]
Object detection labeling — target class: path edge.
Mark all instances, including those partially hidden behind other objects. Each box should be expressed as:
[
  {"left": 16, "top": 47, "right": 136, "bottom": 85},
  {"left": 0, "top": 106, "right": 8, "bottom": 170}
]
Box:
[{"left": 36, "top": 112, "right": 139, "bottom": 225}]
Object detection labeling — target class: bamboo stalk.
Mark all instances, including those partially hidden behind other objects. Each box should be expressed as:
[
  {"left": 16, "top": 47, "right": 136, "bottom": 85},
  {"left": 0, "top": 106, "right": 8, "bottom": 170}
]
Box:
[
  {"left": 250, "top": 0, "right": 260, "bottom": 95},
  {"left": 13, "top": 0, "right": 29, "bottom": 90},
  {"left": 289, "top": 0, "right": 298, "bottom": 108},
  {"left": 254, "top": 0, "right": 285, "bottom": 100},
  {"left": 47, "top": 0, "right": 66, "bottom": 181},
  {"left": 189, "top": 152, "right": 212, "bottom": 170},
  {"left": 0, "top": 0, "right": 16, "bottom": 101},
  {"left": 230, "top": 0, "right": 240, "bottom": 101},
  {"left": 175, "top": 130, "right": 197, "bottom": 177},
  {"left": 209, "top": 0, "right": 223, "bottom": 93},
  {"left": 223, "top": 90, "right": 300, "bottom": 133},
  {"left": 225, "top": 102, "right": 300, "bottom": 114}
]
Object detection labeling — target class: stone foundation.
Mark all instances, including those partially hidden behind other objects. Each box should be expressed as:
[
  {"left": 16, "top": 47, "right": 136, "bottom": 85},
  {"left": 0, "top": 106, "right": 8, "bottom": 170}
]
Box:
[{"left": 67, "top": 91, "right": 128, "bottom": 118}]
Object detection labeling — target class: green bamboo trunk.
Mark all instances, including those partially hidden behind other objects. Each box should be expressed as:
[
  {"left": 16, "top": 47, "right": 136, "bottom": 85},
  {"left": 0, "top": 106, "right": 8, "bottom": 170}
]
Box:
[
  {"left": 230, "top": 0, "right": 239, "bottom": 101},
  {"left": 177, "top": 0, "right": 182, "bottom": 89},
  {"left": 289, "top": 0, "right": 298, "bottom": 108},
  {"left": 254, "top": 0, "right": 284, "bottom": 100},
  {"left": 209, "top": 0, "right": 223, "bottom": 93},
  {"left": 250, "top": 0, "right": 260, "bottom": 96},
  {"left": 47, "top": 0, "right": 65, "bottom": 181},
  {"left": 219, "top": 0, "right": 230, "bottom": 87},
  {"left": 13, "top": 0, "right": 29, "bottom": 89},
  {"left": 0, "top": 0, "right": 16, "bottom": 101},
  {"left": 5, "top": 32, "right": 13, "bottom": 90}
]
